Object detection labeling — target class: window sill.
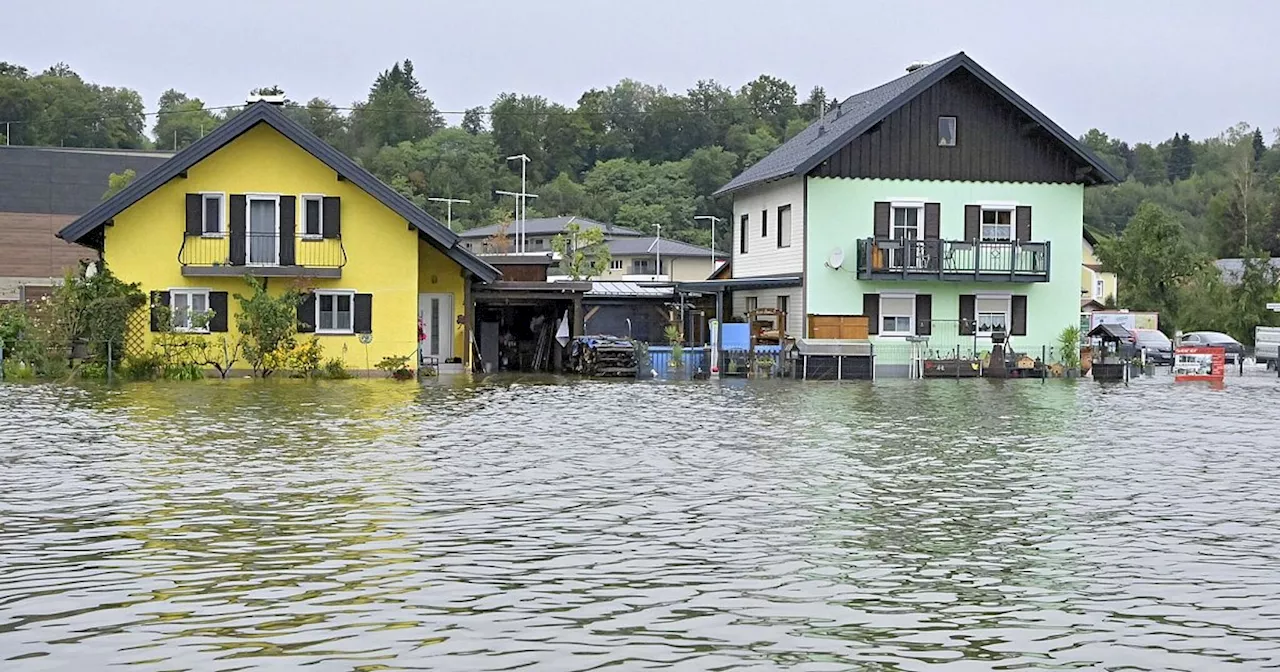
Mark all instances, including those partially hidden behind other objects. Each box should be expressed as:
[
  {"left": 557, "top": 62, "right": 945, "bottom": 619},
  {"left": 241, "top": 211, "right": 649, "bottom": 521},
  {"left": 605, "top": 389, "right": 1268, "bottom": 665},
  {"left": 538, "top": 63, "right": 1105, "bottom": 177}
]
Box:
[
  {"left": 300, "top": 234, "right": 324, "bottom": 241},
  {"left": 201, "top": 233, "right": 225, "bottom": 239},
  {"left": 173, "top": 328, "right": 210, "bottom": 334},
  {"left": 878, "top": 333, "right": 915, "bottom": 338},
  {"left": 315, "top": 330, "right": 354, "bottom": 336}
]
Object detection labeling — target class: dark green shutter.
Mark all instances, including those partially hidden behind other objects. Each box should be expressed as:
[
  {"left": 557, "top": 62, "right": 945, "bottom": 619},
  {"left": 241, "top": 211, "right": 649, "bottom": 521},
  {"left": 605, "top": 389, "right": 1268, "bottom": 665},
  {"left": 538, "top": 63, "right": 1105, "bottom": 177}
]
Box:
[
  {"left": 150, "top": 291, "right": 170, "bottom": 332},
  {"left": 322, "top": 197, "right": 341, "bottom": 239},
  {"left": 279, "top": 196, "right": 297, "bottom": 266},
  {"left": 353, "top": 294, "right": 372, "bottom": 334},
  {"left": 228, "top": 194, "right": 247, "bottom": 265},
  {"left": 1011, "top": 295, "right": 1028, "bottom": 336},
  {"left": 1015, "top": 206, "right": 1032, "bottom": 243},
  {"left": 185, "top": 194, "right": 202, "bottom": 236},
  {"left": 915, "top": 294, "right": 932, "bottom": 336},
  {"left": 208, "top": 292, "right": 229, "bottom": 332},
  {"left": 863, "top": 293, "right": 880, "bottom": 335},
  {"left": 873, "top": 202, "right": 890, "bottom": 239},
  {"left": 297, "top": 293, "right": 316, "bottom": 333},
  {"left": 964, "top": 205, "right": 980, "bottom": 241},
  {"left": 958, "top": 294, "right": 975, "bottom": 335}
]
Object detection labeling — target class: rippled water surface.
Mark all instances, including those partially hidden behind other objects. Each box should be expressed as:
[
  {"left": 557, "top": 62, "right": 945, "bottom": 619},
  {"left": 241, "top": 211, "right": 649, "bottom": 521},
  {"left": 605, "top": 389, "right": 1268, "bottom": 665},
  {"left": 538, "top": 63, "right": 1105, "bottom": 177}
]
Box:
[{"left": 3, "top": 375, "right": 1280, "bottom": 670}]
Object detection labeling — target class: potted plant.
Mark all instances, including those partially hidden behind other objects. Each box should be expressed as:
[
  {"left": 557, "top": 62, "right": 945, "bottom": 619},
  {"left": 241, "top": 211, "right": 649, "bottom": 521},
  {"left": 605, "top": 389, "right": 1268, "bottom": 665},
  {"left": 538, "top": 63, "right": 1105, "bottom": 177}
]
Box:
[
  {"left": 375, "top": 354, "right": 414, "bottom": 381},
  {"left": 1058, "top": 326, "right": 1081, "bottom": 377}
]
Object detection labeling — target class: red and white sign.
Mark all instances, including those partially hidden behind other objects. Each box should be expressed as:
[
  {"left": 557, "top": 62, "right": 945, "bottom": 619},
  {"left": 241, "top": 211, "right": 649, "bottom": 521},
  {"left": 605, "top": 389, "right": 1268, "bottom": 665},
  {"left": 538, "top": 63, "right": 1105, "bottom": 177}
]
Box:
[{"left": 1173, "top": 346, "right": 1225, "bottom": 383}]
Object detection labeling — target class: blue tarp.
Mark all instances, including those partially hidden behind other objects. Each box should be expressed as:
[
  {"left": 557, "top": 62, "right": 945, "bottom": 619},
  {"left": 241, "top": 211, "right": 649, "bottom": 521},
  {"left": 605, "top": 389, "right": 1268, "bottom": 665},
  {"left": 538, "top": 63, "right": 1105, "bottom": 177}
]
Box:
[{"left": 721, "top": 323, "right": 750, "bottom": 351}]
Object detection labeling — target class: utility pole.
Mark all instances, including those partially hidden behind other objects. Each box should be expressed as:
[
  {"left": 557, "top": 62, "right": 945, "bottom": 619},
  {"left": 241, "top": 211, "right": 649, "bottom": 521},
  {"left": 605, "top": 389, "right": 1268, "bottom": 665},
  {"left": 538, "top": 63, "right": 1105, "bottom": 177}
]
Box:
[
  {"left": 506, "top": 154, "right": 531, "bottom": 252},
  {"left": 495, "top": 190, "right": 538, "bottom": 252},
  {"left": 3, "top": 122, "right": 9, "bottom": 145},
  {"left": 655, "top": 222, "right": 662, "bottom": 278},
  {"left": 428, "top": 197, "right": 471, "bottom": 231},
  {"left": 695, "top": 215, "right": 724, "bottom": 273}
]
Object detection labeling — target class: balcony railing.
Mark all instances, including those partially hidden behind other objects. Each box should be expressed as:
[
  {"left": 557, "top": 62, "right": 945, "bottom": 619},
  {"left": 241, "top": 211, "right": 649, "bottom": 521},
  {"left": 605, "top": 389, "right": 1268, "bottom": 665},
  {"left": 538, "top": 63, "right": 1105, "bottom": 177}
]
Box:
[
  {"left": 179, "top": 233, "right": 347, "bottom": 278},
  {"left": 856, "top": 238, "right": 1050, "bottom": 283}
]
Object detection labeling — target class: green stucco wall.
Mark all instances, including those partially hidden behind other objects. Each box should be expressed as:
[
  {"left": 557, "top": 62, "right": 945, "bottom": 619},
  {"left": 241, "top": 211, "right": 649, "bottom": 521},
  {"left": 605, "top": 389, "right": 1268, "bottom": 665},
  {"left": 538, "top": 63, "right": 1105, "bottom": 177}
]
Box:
[{"left": 806, "top": 177, "right": 1084, "bottom": 364}]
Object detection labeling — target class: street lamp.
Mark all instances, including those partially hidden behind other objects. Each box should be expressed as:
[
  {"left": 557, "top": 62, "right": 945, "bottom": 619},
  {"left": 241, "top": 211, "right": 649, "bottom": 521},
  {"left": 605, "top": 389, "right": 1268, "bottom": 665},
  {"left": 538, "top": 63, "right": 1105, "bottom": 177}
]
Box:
[
  {"left": 495, "top": 190, "right": 539, "bottom": 252},
  {"left": 506, "top": 154, "right": 531, "bottom": 252},
  {"left": 694, "top": 215, "right": 723, "bottom": 273},
  {"left": 427, "top": 197, "right": 471, "bottom": 231}
]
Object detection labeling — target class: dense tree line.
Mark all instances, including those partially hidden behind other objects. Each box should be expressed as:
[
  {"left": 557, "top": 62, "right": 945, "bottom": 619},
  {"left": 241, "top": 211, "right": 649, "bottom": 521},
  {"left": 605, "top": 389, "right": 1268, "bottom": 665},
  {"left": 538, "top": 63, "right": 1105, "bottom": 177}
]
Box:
[
  {"left": 4, "top": 58, "right": 1280, "bottom": 263},
  {"left": 1, "top": 60, "right": 838, "bottom": 250}
]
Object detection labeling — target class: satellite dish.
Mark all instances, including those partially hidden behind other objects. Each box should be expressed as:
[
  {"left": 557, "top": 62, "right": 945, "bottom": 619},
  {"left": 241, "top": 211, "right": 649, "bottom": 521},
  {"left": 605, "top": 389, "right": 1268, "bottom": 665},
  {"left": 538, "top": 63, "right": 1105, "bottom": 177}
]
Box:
[{"left": 826, "top": 247, "right": 845, "bottom": 270}]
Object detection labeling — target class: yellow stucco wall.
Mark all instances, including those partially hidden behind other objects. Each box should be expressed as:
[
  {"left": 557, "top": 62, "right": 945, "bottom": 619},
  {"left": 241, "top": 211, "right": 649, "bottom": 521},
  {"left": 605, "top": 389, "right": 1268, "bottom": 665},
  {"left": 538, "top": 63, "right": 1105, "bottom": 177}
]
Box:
[
  {"left": 1081, "top": 239, "right": 1118, "bottom": 304},
  {"left": 103, "top": 122, "right": 466, "bottom": 370},
  {"left": 417, "top": 240, "right": 467, "bottom": 358}
]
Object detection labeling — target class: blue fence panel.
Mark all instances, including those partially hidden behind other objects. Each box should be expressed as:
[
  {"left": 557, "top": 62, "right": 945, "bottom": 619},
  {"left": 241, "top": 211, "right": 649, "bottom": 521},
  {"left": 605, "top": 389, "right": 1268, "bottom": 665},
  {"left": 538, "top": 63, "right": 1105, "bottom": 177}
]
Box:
[{"left": 647, "top": 346, "right": 710, "bottom": 379}]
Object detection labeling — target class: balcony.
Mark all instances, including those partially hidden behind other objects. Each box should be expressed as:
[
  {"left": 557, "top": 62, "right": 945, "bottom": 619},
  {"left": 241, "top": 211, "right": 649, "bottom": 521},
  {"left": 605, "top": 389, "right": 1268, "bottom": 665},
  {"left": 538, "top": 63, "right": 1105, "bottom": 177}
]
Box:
[
  {"left": 856, "top": 238, "right": 1050, "bottom": 283},
  {"left": 179, "top": 233, "right": 347, "bottom": 278}
]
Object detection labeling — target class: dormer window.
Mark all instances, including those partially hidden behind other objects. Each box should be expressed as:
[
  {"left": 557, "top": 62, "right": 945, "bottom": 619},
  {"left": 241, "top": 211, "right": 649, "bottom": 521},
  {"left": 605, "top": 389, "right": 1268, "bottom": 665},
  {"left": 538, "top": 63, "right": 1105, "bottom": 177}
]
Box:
[{"left": 938, "top": 116, "right": 957, "bottom": 147}]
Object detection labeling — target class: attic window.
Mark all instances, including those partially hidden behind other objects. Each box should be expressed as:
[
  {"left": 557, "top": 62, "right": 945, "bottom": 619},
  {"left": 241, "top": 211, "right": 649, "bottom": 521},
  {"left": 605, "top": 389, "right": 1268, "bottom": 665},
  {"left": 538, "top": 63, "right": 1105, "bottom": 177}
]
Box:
[{"left": 939, "top": 116, "right": 957, "bottom": 147}]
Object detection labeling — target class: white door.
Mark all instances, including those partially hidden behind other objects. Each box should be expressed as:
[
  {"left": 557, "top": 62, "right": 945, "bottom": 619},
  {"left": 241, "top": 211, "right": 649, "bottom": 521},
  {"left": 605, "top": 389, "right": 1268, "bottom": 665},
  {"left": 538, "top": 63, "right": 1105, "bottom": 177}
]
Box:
[
  {"left": 418, "top": 293, "right": 454, "bottom": 363},
  {"left": 247, "top": 197, "right": 278, "bottom": 265}
]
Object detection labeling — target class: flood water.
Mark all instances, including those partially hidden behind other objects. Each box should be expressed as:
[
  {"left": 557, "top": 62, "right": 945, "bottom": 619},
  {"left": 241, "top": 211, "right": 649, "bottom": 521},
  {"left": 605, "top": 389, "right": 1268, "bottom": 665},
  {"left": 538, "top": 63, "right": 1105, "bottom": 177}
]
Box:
[{"left": 2, "top": 374, "right": 1279, "bottom": 670}]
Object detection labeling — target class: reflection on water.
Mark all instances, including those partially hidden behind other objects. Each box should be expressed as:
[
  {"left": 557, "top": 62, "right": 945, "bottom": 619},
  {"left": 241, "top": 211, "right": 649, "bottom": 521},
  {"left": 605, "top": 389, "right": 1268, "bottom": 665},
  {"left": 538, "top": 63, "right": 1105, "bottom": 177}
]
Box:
[{"left": 2, "top": 375, "right": 1279, "bottom": 670}]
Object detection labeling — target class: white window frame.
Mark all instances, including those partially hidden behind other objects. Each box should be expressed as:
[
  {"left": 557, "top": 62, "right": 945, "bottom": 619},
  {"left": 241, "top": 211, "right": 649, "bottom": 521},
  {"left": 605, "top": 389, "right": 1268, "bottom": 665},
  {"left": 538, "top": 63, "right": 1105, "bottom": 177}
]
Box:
[
  {"left": 200, "top": 192, "right": 225, "bottom": 237},
  {"left": 609, "top": 259, "right": 624, "bottom": 271},
  {"left": 980, "top": 205, "right": 1015, "bottom": 242},
  {"left": 244, "top": 193, "right": 281, "bottom": 266},
  {"left": 975, "top": 294, "right": 1012, "bottom": 338},
  {"left": 880, "top": 293, "right": 915, "bottom": 337},
  {"left": 1094, "top": 275, "right": 1105, "bottom": 300},
  {"left": 300, "top": 194, "right": 324, "bottom": 239},
  {"left": 938, "top": 116, "right": 957, "bottom": 147},
  {"left": 890, "top": 201, "right": 925, "bottom": 239},
  {"left": 170, "top": 288, "right": 211, "bottom": 333},
  {"left": 315, "top": 289, "right": 356, "bottom": 335}
]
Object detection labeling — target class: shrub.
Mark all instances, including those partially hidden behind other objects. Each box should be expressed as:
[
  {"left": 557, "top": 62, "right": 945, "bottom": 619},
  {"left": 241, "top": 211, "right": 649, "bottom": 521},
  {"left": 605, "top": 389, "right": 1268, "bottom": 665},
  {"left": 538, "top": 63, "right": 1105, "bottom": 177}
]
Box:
[
  {"left": 120, "top": 352, "right": 164, "bottom": 381},
  {"left": 375, "top": 354, "right": 414, "bottom": 380},
  {"left": 263, "top": 337, "right": 324, "bottom": 378},
  {"left": 321, "top": 357, "right": 353, "bottom": 379},
  {"left": 1058, "top": 327, "right": 1081, "bottom": 370}
]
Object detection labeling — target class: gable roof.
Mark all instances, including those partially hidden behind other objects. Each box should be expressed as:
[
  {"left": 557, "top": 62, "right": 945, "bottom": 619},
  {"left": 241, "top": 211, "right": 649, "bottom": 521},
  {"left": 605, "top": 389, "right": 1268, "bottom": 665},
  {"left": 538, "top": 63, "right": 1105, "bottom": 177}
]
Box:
[
  {"left": 715, "top": 52, "right": 1121, "bottom": 196},
  {"left": 56, "top": 101, "right": 499, "bottom": 282},
  {"left": 458, "top": 216, "right": 645, "bottom": 240},
  {"left": 0, "top": 145, "right": 173, "bottom": 216},
  {"left": 607, "top": 236, "right": 718, "bottom": 258}
]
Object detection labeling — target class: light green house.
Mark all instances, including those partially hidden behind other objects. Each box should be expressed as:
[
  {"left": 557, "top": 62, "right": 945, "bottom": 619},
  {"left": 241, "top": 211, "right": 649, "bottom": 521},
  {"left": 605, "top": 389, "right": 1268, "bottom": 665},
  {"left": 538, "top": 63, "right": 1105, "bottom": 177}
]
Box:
[{"left": 713, "top": 52, "right": 1119, "bottom": 376}]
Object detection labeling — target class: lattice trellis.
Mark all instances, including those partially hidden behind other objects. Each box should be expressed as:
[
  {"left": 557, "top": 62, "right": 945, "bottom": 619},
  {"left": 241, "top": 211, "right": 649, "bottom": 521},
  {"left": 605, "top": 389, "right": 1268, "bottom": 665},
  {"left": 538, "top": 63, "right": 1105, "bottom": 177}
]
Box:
[{"left": 122, "top": 308, "right": 148, "bottom": 359}]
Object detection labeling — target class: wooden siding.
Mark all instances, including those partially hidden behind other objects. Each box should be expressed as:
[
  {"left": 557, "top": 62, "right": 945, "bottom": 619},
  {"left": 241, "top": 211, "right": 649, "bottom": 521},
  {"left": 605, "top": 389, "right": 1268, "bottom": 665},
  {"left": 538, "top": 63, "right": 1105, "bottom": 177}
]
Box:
[
  {"left": 732, "top": 177, "right": 805, "bottom": 278},
  {"left": 811, "top": 70, "right": 1084, "bottom": 184},
  {"left": 0, "top": 211, "right": 93, "bottom": 278}
]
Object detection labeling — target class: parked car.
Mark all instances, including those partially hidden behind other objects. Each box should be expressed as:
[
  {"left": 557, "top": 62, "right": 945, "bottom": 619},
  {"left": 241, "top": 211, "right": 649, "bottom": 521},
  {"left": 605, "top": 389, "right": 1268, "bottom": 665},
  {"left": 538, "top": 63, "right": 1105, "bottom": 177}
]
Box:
[
  {"left": 1180, "top": 331, "right": 1245, "bottom": 360},
  {"left": 1256, "top": 327, "right": 1280, "bottom": 369},
  {"left": 1130, "top": 328, "right": 1172, "bottom": 364}
]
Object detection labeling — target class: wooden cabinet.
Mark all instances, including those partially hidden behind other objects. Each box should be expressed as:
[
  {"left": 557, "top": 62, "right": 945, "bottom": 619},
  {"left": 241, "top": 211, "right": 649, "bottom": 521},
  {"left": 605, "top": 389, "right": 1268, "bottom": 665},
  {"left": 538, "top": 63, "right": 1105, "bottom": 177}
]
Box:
[{"left": 808, "top": 315, "right": 869, "bottom": 340}]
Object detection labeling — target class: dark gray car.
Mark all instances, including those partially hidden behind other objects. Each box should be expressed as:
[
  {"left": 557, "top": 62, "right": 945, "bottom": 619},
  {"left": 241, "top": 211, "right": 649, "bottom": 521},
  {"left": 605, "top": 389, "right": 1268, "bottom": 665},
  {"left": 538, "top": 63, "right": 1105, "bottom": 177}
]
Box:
[{"left": 1181, "top": 331, "right": 1244, "bottom": 359}]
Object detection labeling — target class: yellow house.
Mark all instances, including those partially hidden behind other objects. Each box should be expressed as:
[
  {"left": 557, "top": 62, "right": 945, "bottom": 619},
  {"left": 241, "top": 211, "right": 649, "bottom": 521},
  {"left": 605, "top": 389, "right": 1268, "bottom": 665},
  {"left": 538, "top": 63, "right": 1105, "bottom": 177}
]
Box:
[
  {"left": 57, "top": 100, "right": 499, "bottom": 373},
  {"left": 1081, "top": 229, "right": 1117, "bottom": 311}
]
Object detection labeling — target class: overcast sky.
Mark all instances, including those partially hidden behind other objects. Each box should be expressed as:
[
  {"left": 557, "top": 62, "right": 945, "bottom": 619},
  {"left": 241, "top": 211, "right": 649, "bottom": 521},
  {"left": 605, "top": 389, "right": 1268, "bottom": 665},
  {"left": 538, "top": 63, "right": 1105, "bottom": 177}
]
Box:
[{"left": 6, "top": 0, "right": 1276, "bottom": 144}]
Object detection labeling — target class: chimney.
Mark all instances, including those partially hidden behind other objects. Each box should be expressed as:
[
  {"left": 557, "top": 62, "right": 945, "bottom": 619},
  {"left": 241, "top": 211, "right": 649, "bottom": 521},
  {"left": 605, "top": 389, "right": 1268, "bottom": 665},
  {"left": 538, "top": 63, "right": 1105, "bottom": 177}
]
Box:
[
  {"left": 817, "top": 124, "right": 826, "bottom": 137},
  {"left": 246, "top": 94, "right": 286, "bottom": 106},
  {"left": 905, "top": 61, "right": 929, "bottom": 73}
]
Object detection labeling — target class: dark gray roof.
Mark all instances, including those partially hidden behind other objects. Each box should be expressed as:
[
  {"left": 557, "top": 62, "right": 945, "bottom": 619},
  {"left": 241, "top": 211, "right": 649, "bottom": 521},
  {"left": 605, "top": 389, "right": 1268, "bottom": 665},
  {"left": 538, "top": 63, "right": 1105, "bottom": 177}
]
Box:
[
  {"left": 607, "top": 236, "right": 717, "bottom": 257},
  {"left": 1215, "top": 257, "right": 1280, "bottom": 285},
  {"left": 55, "top": 101, "right": 499, "bottom": 282},
  {"left": 459, "top": 216, "right": 645, "bottom": 239},
  {"left": 678, "top": 275, "right": 803, "bottom": 293},
  {"left": 1088, "top": 323, "right": 1131, "bottom": 341},
  {"left": 0, "top": 145, "right": 172, "bottom": 215},
  {"left": 715, "top": 52, "right": 1122, "bottom": 196}
]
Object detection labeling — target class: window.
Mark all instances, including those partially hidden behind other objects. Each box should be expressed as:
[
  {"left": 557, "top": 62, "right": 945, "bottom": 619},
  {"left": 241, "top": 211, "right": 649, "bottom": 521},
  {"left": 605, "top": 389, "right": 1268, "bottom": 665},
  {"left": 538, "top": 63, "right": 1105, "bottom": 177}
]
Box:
[
  {"left": 981, "top": 207, "right": 1014, "bottom": 241},
  {"left": 777, "top": 295, "right": 789, "bottom": 315},
  {"left": 302, "top": 195, "right": 323, "bottom": 237},
  {"left": 761, "top": 210, "right": 768, "bottom": 238},
  {"left": 976, "top": 296, "right": 1010, "bottom": 336},
  {"left": 891, "top": 203, "right": 924, "bottom": 268},
  {"left": 170, "top": 289, "right": 210, "bottom": 332},
  {"left": 316, "top": 291, "right": 354, "bottom": 334},
  {"left": 632, "top": 259, "right": 653, "bottom": 274},
  {"left": 610, "top": 259, "right": 624, "bottom": 271},
  {"left": 246, "top": 196, "right": 280, "bottom": 265},
  {"left": 745, "top": 296, "right": 758, "bottom": 314},
  {"left": 880, "top": 296, "right": 914, "bottom": 336},
  {"left": 938, "top": 116, "right": 957, "bottom": 147},
  {"left": 534, "top": 238, "right": 544, "bottom": 249},
  {"left": 1094, "top": 278, "right": 1105, "bottom": 300},
  {"left": 777, "top": 205, "right": 792, "bottom": 248},
  {"left": 739, "top": 214, "right": 749, "bottom": 254},
  {"left": 201, "top": 194, "right": 223, "bottom": 235}
]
